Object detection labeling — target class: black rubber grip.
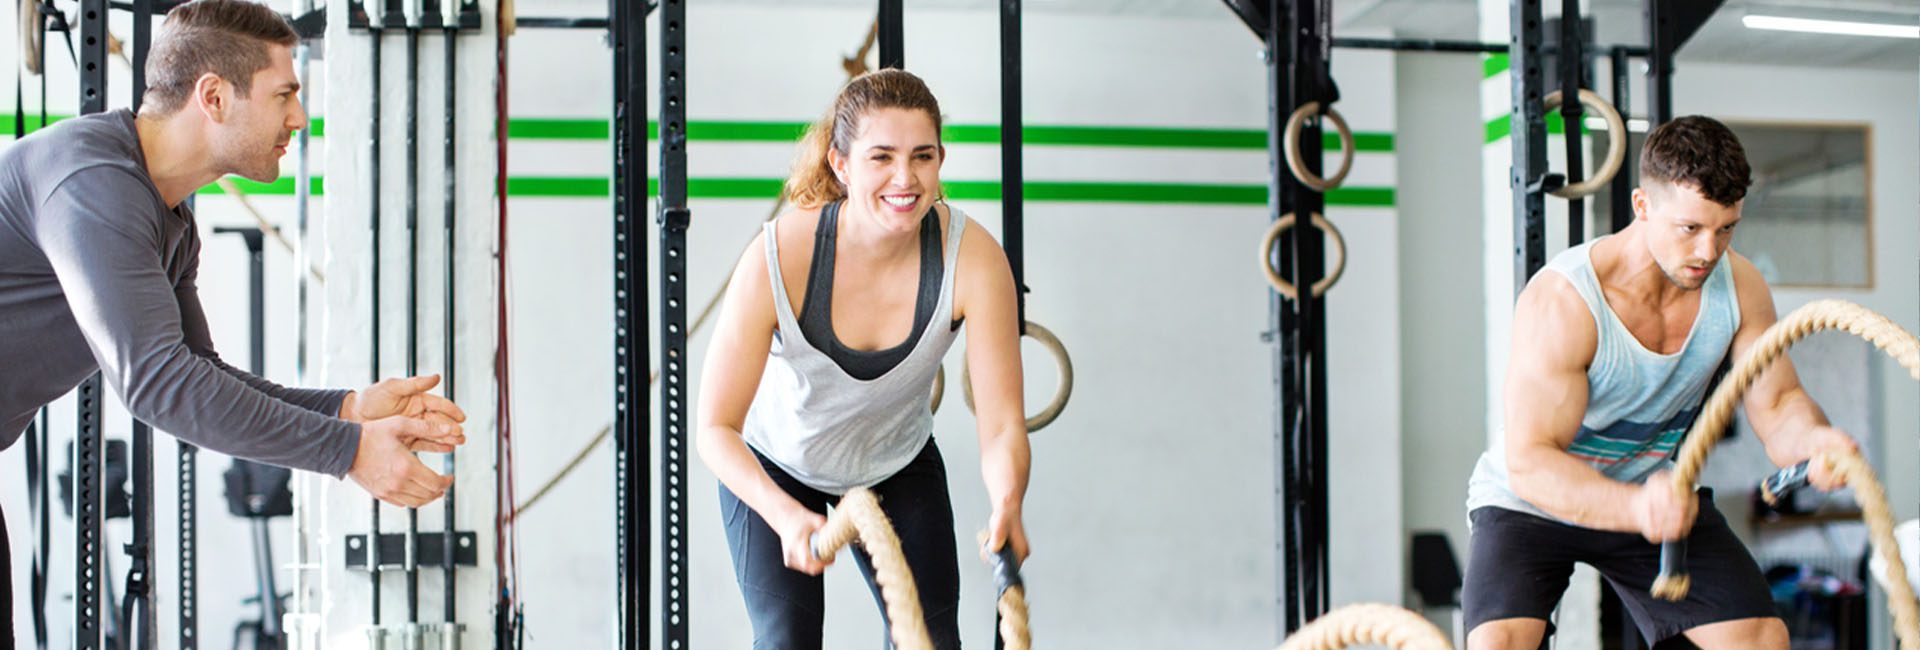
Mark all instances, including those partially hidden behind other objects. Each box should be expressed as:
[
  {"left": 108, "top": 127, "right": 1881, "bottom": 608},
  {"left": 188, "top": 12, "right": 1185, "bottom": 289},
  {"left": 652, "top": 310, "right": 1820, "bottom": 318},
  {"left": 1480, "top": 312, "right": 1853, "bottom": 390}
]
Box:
[
  {"left": 1761, "top": 460, "right": 1814, "bottom": 505},
  {"left": 989, "top": 545, "right": 1023, "bottom": 595}
]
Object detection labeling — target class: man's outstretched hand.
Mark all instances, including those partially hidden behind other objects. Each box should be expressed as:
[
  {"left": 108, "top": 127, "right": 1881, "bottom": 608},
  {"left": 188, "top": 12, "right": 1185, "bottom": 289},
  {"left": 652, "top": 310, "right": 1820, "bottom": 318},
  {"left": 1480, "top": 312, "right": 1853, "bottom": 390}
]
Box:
[
  {"left": 342, "top": 374, "right": 468, "bottom": 429},
  {"left": 348, "top": 416, "right": 460, "bottom": 507}
]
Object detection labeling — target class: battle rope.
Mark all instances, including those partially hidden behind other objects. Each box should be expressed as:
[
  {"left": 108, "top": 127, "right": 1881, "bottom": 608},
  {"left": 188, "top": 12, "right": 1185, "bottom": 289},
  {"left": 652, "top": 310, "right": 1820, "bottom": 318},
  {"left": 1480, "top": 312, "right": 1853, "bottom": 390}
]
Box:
[
  {"left": 1275, "top": 603, "right": 1450, "bottom": 650},
  {"left": 1651, "top": 300, "right": 1919, "bottom": 650},
  {"left": 811, "top": 489, "right": 1034, "bottom": 650},
  {"left": 811, "top": 489, "right": 933, "bottom": 650}
]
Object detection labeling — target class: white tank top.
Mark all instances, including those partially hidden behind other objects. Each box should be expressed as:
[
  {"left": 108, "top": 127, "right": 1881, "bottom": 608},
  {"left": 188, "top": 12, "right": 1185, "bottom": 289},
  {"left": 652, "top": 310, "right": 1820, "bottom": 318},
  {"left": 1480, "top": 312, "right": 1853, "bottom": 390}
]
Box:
[{"left": 740, "top": 205, "right": 968, "bottom": 493}]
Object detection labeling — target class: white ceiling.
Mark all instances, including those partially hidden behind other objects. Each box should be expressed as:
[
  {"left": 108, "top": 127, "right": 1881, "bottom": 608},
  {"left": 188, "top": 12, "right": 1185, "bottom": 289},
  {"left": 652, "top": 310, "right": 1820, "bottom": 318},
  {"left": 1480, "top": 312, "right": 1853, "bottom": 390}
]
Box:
[{"left": 700, "top": 0, "right": 1919, "bottom": 70}]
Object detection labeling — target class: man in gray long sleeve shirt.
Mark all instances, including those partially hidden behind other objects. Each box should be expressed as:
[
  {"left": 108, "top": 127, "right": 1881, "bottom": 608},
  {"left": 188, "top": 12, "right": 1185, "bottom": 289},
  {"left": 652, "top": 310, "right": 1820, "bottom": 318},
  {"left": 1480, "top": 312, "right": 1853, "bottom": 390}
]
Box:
[{"left": 0, "top": 2, "right": 467, "bottom": 630}]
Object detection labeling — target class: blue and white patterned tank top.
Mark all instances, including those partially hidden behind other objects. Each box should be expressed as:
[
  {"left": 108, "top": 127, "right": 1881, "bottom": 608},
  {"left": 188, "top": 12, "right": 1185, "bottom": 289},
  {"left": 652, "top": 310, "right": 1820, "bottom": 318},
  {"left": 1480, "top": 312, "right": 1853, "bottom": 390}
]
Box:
[{"left": 1466, "top": 237, "right": 1741, "bottom": 522}]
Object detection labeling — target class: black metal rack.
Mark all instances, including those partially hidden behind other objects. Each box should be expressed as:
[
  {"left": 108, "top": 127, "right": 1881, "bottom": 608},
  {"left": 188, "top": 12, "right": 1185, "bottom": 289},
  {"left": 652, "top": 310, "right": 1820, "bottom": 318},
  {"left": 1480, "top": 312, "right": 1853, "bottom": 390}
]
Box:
[
  {"left": 1223, "top": 0, "right": 1338, "bottom": 635},
  {"left": 609, "top": 0, "right": 652, "bottom": 646}
]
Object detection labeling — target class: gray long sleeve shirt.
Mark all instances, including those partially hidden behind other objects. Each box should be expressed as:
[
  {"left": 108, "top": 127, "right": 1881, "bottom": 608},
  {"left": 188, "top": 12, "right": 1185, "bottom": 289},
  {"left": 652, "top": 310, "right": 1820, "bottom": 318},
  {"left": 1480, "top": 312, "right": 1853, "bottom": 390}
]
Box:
[{"left": 0, "top": 110, "right": 360, "bottom": 477}]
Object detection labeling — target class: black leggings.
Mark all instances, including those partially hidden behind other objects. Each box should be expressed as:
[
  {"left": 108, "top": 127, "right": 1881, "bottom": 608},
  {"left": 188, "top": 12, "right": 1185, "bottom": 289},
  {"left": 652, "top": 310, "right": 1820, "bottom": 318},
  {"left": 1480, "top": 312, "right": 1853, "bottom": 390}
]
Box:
[{"left": 719, "top": 439, "right": 961, "bottom": 650}]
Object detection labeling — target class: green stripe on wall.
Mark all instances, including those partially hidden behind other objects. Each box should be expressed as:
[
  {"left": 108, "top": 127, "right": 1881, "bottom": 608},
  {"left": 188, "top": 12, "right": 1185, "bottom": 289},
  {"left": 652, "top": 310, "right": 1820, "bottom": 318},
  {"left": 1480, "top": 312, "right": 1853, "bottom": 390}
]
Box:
[
  {"left": 198, "top": 176, "right": 326, "bottom": 196},
  {"left": 5, "top": 113, "right": 1395, "bottom": 152},
  {"left": 1482, "top": 111, "right": 1576, "bottom": 144},
  {"left": 195, "top": 175, "right": 1395, "bottom": 206},
  {"left": 1483, "top": 53, "right": 1509, "bottom": 79}
]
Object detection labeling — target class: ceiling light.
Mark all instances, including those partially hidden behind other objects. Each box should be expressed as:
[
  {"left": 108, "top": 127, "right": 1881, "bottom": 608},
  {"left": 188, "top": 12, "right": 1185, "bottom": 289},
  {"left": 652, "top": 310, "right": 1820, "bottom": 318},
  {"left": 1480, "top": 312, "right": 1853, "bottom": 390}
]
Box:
[{"left": 1741, "top": 14, "right": 1918, "bottom": 39}]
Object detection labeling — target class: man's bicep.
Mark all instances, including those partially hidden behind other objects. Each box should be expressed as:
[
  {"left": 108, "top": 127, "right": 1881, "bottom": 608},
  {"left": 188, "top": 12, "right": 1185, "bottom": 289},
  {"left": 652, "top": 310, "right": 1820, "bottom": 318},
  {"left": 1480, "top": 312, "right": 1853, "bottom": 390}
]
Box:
[{"left": 1505, "top": 279, "right": 1592, "bottom": 453}]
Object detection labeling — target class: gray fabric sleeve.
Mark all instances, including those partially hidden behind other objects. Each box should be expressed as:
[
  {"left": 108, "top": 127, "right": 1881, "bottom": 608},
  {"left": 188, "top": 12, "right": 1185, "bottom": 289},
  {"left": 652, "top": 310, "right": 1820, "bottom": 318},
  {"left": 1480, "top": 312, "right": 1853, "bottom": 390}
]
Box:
[
  {"left": 36, "top": 167, "right": 361, "bottom": 477},
  {"left": 172, "top": 245, "right": 354, "bottom": 416}
]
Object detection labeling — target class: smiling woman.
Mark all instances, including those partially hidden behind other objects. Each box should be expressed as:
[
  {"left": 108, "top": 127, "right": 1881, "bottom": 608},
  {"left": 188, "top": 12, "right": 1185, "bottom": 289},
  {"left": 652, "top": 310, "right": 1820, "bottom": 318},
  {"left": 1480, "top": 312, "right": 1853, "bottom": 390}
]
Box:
[{"left": 695, "top": 68, "right": 1033, "bottom": 650}]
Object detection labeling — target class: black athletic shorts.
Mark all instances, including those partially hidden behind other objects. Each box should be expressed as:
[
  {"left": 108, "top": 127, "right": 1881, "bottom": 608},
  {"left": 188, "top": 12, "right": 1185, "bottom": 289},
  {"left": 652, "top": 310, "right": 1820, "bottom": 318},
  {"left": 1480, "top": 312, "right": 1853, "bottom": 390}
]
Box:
[{"left": 1462, "top": 490, "right": 1780, "bottom": 644}]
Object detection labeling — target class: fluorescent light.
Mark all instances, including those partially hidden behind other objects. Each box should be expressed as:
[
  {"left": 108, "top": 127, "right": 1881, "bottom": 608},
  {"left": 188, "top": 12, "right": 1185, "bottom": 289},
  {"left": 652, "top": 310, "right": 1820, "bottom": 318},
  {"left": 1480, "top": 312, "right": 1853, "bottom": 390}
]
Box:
[{"left": 1742, "top": 14, "right": 1918, "bottom": 39}]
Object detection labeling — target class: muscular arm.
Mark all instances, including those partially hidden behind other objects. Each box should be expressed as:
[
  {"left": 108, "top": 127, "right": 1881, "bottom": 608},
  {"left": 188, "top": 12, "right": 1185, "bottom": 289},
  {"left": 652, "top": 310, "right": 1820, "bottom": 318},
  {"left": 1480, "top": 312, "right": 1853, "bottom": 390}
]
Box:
[
  {"left": 36, "top": 168, "right": 360, "bottom": 476},
  {"left": 1503, "top": 272, "right": 1646, "bottom": 532},
  {"left": 953, "top": 218, "right": 1031, "bottom": 525},
  {"left": 1725, "top": 253, "right": 1848, "bottom": 467}
]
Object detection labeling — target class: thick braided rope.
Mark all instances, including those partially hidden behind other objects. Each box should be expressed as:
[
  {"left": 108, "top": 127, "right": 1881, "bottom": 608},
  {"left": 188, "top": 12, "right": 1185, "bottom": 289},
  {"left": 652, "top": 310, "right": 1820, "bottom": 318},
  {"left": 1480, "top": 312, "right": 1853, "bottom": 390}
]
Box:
[
  {"left": 1275, "top": 603, "right": 1451, "bottom": 650},
  {"left": 1657, "top": 300, "right": 1920, "bottom": 645},
  {"left": 998, "top": 585, "right": 1031, "bottom": 650},
  {"left": 1669, "top": 300, "right": 1920, "bottom": 488},
  {"left": 815, "top": 489, "right": 933, "bottom": 650},
  {"left": 1817, "top": 450, "right": 1920, "bottom": 650}
]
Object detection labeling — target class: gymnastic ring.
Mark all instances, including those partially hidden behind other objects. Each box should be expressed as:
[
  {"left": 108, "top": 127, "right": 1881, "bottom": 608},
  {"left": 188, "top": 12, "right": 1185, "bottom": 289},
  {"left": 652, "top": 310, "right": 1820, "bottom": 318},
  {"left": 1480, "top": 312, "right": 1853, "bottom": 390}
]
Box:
[
  {"left": 1542, "top": 88, "right": 1627, "bottom": 199},
  {"left": 962, "top": 320, "right": 1073, "bottom": 433},
  {"left": 1282, "top": 101, "right": 1355, "bottom": 192},
  {"left": 1259, "top": 212, "right": 1346, "bottom": 300},
  {"left": 22, "top": 0, "right": 43, "bottom": 76},
  {"left": 930, "top": 365, "right": 944, "bottom": 415}
]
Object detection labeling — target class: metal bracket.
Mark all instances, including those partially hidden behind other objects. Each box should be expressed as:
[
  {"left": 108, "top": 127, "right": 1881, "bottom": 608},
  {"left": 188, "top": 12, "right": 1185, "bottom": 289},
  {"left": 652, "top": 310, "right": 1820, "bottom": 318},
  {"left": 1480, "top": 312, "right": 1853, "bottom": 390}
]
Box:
[
  {"left": 345, "top": 0, "right": 478, "bottom": 30},
  {"left": 657, "top": 206, "right": 690, "bottom": 232},
  {"left": 344, "top": 532, "right": 479, "bottom": 570},
  {"left": 1526, "top": 173, "right": 1567, "bottom": 196},
  {"left": 290, "top": 8, "right": 326, "bottom": 39},
  {"left": 1221, "top": 0, "right": 1268, "bottom": 42}
]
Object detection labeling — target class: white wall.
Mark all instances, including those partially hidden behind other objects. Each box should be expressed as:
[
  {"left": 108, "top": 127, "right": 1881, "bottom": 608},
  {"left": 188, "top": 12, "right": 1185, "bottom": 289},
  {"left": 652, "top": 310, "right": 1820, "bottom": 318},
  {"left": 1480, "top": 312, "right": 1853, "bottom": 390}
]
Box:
[
  {"left": 1394, "top": 50, "right": 1485, "bottom": 605},
  {"left": 306, "top": 0, "right": 501, "bottom": 646}
]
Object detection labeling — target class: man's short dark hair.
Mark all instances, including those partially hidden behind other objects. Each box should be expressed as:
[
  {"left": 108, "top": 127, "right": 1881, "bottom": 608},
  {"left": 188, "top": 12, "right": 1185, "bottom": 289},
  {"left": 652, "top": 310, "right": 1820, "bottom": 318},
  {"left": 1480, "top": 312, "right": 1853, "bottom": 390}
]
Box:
[
  {"left": 1639, "top": 115, "right": 1753, "bottom": 207},
  {"left": 142, "top": 0, "right": 298, "bottom": 115}
]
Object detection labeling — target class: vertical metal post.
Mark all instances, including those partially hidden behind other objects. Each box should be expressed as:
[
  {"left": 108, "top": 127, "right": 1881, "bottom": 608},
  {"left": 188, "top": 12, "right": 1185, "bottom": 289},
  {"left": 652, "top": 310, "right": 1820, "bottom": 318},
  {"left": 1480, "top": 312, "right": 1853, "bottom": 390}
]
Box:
[
  {"left": 659, "top": 0, "right": 692, "bottom": 646},
  {"left": 878, "top": 0, "right": 903, "bottom": 70},
  {"left": 128, "top": 3, "right": 157, "bottom": 646},
  {"left": 1286, "top": 0, "right": 1333, "bottom": 624},
  {"left": 1267, "top": 0, "right": 1333, "bottom": 635},
  {"left": 1554, "top": 6, "right": 1585, "bottom": 246},
  {"left": 215, "top": 226, "right": 274, "bottom": 644},
  {"left": 1263, "top": 0, "right": 1297, "bottom": 636},
  {"left": 1509, "top": 0, "right": 1547, "bottom": 296},
  {"left": 366, "top": 0, "right": 389, "bottom": 630},
  {"left": 441, "top": 0, "right": 464, "bottom": 630},
  {"left": 31, "top": 407, "right": 51, "bottom": 648},
  {"left": 76, "top": 1, "right": 109, "bottom": 646},
  {"left": 404, "top": 0, "right": 424, "bottom": 624},
  {"left": 1608, "top": 47, "right": 1633, "bottom": 234},
  {"left": 177, "top": 433, "right": 198, "bottom": 650},
  {"left": 74, "top": 377, "right": 105, "bottom": 650},
  {"left": 129, "top": 420, "right": 154, "bottom": 650},
  {"left": 1645, "top": 0, "right": 1672, "bottom": 127},
  {"left": 997, "top": 2, "right": 1023, "bottom": 646},
  {"left": 610, "top": 0, "right": 651, "bottom": 646},
  {"left": 296, "top": 0, "right": 315, "bottom": 405},
  {"left": 1000, "top": 0, "right": 1025, "bottom": 332}
]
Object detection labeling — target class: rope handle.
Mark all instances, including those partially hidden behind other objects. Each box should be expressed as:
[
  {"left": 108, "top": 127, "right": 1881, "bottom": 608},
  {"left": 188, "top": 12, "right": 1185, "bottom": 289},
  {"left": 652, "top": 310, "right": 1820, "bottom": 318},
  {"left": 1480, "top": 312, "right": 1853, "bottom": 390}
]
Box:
[
  {"left": 1760, "top": 460, "right": 1813, "bottom": 506},
  {"left": 979, "top": 532, "right": 1031, "bottom": 650}
]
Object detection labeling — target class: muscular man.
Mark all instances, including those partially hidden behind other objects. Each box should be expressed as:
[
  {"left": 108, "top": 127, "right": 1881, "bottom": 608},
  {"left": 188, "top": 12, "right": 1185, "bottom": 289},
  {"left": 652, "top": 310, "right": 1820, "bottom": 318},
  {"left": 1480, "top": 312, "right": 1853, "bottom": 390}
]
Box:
[{"left": 1462, "top": 116, "right": 1858, "bottom": 649}]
